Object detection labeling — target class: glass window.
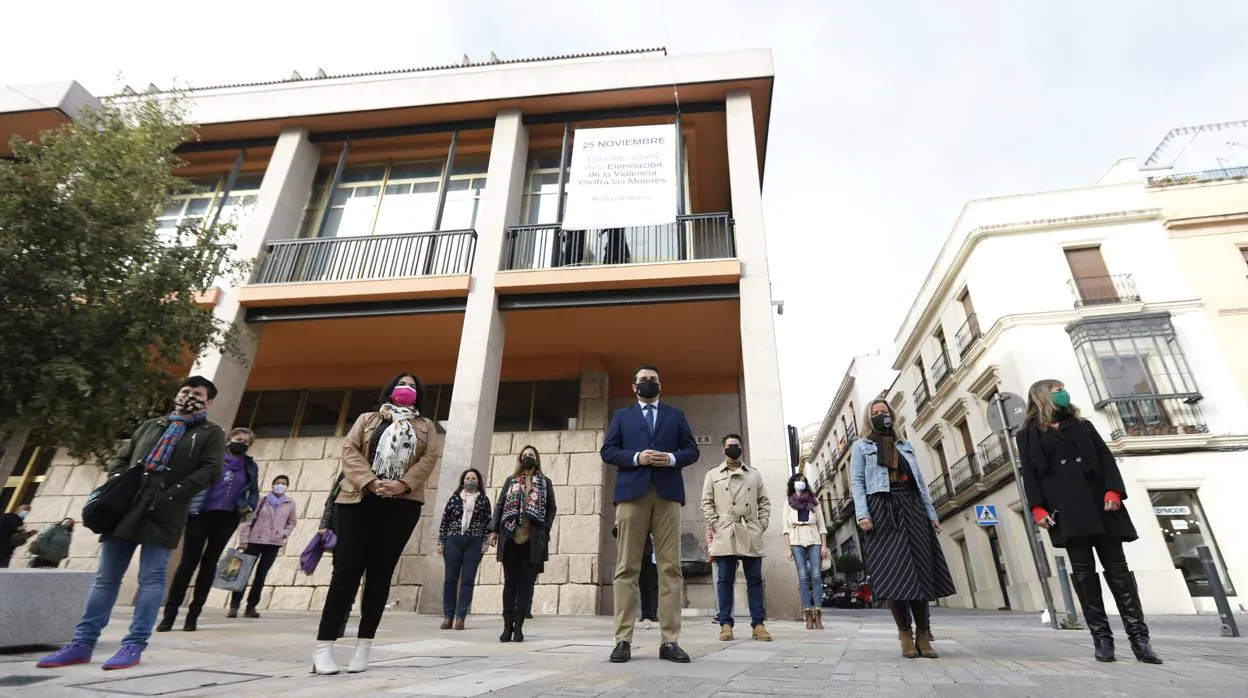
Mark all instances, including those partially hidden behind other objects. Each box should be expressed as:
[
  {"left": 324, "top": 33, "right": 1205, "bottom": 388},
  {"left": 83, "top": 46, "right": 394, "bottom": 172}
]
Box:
[
  {"left": 1067, "top": 312, "right": 1200, "bottom": 406},
  {"left": 344, "top": 388, "right": 380, "bottom": 430},
  {"left": 431, "top": 384, "right": 453, "bottom": 433},
  {"left": 1149, "top": 489, "right": 1236, "bottom": 596},
  {"left": 532, "top": 380, "right": 580, "bottom": 430},
  {"left": 250, "top": 391, "right": 301, "bottom": 438},
  {"left": 298, "top": 390, "right": 346, "bottom": 437},
  {"left": 494, "top": 382, "right": 535, "bottom": 432},
  {"left": 234, "top": 391, "right": 260, "bottom": 431}
]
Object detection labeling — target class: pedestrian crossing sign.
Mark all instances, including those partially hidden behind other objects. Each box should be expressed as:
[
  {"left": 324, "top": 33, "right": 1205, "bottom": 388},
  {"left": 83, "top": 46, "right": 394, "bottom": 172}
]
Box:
[{"left": 975, "top": 504, "right": 999, "bottom": 526}]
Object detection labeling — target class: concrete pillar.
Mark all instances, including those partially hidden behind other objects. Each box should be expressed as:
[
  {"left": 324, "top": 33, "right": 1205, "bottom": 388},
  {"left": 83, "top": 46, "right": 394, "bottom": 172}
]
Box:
[
  {"left": 193, "top": 127, "right": 321, "bottom": 429},
  {"left": 725, "top": 90, "right": 799, "bottom": 619},
  {"left": 420, "top": 111, "right": 527, "bottom": 613}
]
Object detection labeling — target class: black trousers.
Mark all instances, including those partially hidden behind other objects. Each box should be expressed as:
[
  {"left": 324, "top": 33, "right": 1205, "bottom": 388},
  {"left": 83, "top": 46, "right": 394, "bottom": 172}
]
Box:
[
  {"left": 165, "top": 510, "right": 240, "bottom": 615},
  {"left": 501, "top": 540, "right": 536, "bottom": 617},
  {"left": 230, "top": 543, "right": 280, "bottom": 611},
  {"left": 639, "top": 557, "right": 659, "bottom": 621},
  {"left": 317, "top": 495, "right": 421, "bottom": 641},
  {"left": 1066, "top": 536, "right": 1128, "bottom": 575}
]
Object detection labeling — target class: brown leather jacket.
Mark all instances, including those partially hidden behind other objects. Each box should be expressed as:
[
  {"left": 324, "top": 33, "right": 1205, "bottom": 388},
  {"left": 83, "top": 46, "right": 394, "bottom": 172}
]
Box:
[{"left": 336, "top": 411, "right": 437, "bottom": 505}]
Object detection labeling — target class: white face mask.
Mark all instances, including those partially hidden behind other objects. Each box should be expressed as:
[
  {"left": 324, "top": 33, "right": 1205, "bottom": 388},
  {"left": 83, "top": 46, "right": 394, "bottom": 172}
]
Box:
[
  {"left": 794, "top": 481, "right": 807, "bottom": 492},
  {"left": 18, "top": 510, "right": 29, "bottom": 520},
  {"left": 272, "top": 484, "right": 287, "bottom": 496}
]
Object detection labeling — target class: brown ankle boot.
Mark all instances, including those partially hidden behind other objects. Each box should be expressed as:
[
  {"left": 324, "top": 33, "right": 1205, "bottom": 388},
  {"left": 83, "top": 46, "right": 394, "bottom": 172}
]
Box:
[
  {"left": 440, "top": 617, "right": 453, "bottom": 630},
  {"left": 915, "top": 629, "right": 939, "bottom": 658},
  {"left": 804, "top": 609, "right": 814, "bottom": 629},
  {"left": 452, "top": 618, "right": 465, "bottom": 630},
  {"left": 814, "top": 608, "right": 824, "bottom": 629},
  {"left": 899, "top": 630, "right": 920, "bottom": 658}
]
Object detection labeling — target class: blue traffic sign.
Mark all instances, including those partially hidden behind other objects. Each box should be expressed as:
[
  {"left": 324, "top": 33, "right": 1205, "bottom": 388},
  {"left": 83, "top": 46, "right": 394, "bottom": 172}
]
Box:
[{"left": 975, "top": 504, "right": 999, "bottom": 526}]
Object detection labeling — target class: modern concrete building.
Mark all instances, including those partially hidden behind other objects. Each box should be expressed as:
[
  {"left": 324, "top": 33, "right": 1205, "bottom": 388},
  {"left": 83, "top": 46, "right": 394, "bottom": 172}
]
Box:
[
  {"left": 4, "top": 48, "right": 798, "bottom": 618},
  {"left": 888, "top": 157, "right": 1247, "bottom": 616}
]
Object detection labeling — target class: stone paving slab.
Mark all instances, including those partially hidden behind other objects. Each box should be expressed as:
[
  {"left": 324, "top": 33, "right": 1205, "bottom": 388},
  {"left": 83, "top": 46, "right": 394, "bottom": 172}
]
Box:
[{"left": 0, "top": 608, "right": 1244, "bottom": 697}]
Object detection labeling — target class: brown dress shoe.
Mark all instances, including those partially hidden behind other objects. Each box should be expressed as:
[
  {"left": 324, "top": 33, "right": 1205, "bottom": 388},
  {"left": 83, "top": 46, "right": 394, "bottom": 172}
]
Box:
[
  {"left": 453, "top": 618, "right": 465, "bottom": 630},
  {"left": 440, "top": 617, "right": 453, "bottom": 630},
  {"left": 719, "top": 624, "right": 733, "bottom": 641}
]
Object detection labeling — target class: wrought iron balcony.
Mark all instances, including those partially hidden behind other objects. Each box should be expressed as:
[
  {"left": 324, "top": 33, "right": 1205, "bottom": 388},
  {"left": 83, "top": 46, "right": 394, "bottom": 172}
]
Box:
[
  {"left": 932, "top": 352, "right": 952, "bottom": 390},
  {"left": 1147, "top": 166, "right": 1248, "bottom": 187},
  {"left": 252, "top": 230, "right": 477, "bottom": 284},
  {"left": 955, "top": 313, "right": 982, "bottom": 358},
  {"left": 1105, "top": 396, "right": 1209, "bottom": 440},
  {"left": 1068, "top": 274, "right": 1141, "bottom": 308},
  {"left": 949, "top": 453, "right": 981, "bottom": 494},
  {"left": 977, "top": 433, "right": 1011, "bottom": 476},
  {"left": 929, "top": 472, "right": 952, "bottom": 510},
  {"left": 502, "top": 212, "right": 734, "bottom": 270},
  {"left": 913, "top": 382, "right": 931, "bottom": 413}
]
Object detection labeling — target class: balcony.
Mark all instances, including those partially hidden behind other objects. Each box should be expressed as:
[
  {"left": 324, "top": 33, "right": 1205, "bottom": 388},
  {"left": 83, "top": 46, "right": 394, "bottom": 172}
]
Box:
[
  {"left": 913, "top": 382, "right": 931, "bottom": 414},
  {"left": 1068, "top": 274, "right": 1141, "bottom": 308},
  {"left": 502, "top": 213, "right": 734, "bottom": 270},
  {"left": 955, "top": 313, "right": 982, "bottom": 358},
  {"left": 1105, "top": 396, "right": 1209, "bottom": 440},
  {"left": 977, "top": 433, "right": 1011, "bottom": 476},
  {"left": 931, "top": 352, "right": 952, "bottom": 390},
  {"left": 1147, "top": 166, "right": 1248, "bottom": 187},
  {"left": 929, "top": 472, "right": 952, "bottom": 510},
  {"left": 252, "top": 230, "right": 477, "bottom": 284},
  {"left": 949, "top": 453, "right": 981, "bottom": 494}
]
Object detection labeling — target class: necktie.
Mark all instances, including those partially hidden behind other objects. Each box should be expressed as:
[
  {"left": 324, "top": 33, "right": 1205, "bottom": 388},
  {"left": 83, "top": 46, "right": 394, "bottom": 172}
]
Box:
[{"left": 645, "top": 405, "right": 656, "bottom": 433}]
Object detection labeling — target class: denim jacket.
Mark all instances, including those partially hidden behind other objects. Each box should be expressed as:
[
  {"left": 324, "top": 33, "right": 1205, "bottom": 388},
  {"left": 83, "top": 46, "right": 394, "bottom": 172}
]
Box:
[{"left": 850, "top": 437, "right": 938, "bottom": 523}]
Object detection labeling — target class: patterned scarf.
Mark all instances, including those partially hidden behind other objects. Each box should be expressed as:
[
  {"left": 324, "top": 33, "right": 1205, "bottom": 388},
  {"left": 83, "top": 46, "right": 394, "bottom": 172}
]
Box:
[
  {"left": 501, "top": 472, "right": 547, "bottom": 533},
  {"left": 144, "top": 412, "right": 206, "bottom": 472},
  {"left": 372, "top": 404, "right": 419, "bottom": 480},
  {"left": 789, "top": 491, "right": 818, "bottom": 522}
]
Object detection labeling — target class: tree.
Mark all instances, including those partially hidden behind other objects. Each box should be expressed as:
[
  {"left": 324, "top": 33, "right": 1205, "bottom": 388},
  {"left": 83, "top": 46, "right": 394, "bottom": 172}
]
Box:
[
  {"left": 835, "top": 554, "right": 864, "bottom": 578},
  {"left": 0, "top": 93, "right": 248, "bottom": 471}
]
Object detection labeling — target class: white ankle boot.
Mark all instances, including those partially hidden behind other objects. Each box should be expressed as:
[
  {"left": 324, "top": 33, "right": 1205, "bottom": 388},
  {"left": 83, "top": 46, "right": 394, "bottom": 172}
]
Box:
[
  {"left": 312, "top": 641, "right": 339, "bottom": 675},
  {"left": 348, "top": 639, "right": 373, "bottom": 673}
]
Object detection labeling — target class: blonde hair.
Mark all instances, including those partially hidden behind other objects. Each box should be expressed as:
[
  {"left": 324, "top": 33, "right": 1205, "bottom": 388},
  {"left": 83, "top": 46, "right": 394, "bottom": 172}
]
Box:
[
  {"left": 1023, "top": 379, "right": 1081, "bottom": 430},
  {"left": 862, "top": 399, "right": 896, "bottom": 436},
  {"left": 513, "top": 445, "right": 543, "bottom": 477}
]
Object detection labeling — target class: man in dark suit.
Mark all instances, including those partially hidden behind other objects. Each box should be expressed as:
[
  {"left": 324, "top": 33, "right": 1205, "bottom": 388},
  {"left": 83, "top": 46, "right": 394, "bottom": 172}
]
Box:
[{"left": 601, "top": 364, "right": 700, "bottom": 664}]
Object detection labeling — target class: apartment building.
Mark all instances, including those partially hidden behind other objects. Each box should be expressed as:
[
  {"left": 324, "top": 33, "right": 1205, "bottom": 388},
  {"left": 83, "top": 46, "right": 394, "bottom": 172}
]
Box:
[
  {"left": 3, "top": 48, "right": 797, "bottom": 617},
  {"left": 889, "top": 158, "right": 1247, "bottom": 615},
  {"left": 806, "top": 352, "right": 897, "bottom": 563}
]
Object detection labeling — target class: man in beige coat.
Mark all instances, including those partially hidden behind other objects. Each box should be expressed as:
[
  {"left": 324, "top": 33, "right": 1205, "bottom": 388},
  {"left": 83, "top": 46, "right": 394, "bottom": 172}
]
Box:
[{"left": 701, "top": 434, "right": 772, "bottom": 641}]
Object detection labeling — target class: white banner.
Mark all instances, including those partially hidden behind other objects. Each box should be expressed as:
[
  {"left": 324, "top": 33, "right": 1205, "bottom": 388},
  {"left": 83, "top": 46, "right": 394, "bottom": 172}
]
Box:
[{"left": 561, "top": 124, "right": 679, "bottom": 230}]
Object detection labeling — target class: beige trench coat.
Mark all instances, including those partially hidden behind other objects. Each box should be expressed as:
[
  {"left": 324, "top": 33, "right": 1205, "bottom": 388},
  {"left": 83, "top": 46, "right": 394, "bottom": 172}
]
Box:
[{"left": 701, "top": 461, "right": 771, "bottom": 558}]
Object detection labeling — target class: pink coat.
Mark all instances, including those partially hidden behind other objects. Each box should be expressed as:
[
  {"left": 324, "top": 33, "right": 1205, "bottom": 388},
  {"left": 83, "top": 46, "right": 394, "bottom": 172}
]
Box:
[{"left": 237, "top": 496, "right": 298, "bottom": 547}]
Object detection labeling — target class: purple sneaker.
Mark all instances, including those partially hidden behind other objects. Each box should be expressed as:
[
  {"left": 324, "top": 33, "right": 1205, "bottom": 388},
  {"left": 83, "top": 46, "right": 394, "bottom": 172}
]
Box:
[
  {"left": 37, "top": 642, "right": 93, "bottom": 668},
  {"left": 102, "top": 644, "right": 142, "bottom": 671}
]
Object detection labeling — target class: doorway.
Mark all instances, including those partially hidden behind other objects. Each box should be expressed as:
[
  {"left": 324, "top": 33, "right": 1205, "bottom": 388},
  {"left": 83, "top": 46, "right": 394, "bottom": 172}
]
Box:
[
  {"left": 985, "top": 526, "right": 1011, "bottom": 610},
  {"left": 954, "top": 534, "right": 978, "bottom": 609}
]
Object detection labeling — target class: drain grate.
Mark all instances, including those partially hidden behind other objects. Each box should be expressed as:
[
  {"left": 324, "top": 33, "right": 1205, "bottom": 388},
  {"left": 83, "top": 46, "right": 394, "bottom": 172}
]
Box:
[
  {"left": 72, "top": 669, "right": 267, "bottom": 696},
  {"left": 0, "top": 675, "right": 54, "bottom": 687}
]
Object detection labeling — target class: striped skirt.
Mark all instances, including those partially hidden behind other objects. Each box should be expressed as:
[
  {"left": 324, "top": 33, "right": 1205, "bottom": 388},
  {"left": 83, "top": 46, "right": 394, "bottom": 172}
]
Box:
[{"left": 863, "top": 490, "right": 956, "bottom": 602}]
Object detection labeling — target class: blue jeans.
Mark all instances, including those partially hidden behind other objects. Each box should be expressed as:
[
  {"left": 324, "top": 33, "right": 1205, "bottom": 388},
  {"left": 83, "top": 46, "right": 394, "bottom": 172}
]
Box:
[
  {"left": 792, "top": 544, "right": 823, "bottom": 609},
  {"left": 715, "top": 555, "right": 765, "bottom": 627},
  {"left": 74, "top": 537, "right": 173, "bottom": 649},
  {"left": 442, "top": 534, "right": 485, "bottom": 619}
]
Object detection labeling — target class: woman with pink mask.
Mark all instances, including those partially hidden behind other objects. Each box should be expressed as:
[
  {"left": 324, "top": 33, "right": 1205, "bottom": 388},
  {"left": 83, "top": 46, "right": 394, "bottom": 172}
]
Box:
[{"left": 311, "top": 373, "right": 437, "bottom": 676}]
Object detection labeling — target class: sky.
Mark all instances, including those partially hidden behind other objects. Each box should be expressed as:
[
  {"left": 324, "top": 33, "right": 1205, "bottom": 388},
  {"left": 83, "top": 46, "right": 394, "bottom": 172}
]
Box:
[{"left": 4, "top": 1, "right": 1248, "bottom": 430}]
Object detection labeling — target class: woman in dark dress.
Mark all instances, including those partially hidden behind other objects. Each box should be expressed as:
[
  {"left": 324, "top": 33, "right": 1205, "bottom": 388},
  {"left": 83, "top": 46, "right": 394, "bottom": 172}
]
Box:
[
  {"left": 488, "top": 445, "right": 557, "bottom": 643},
  {"left": 850, "top": 399, "right": 955, "bottom": 659},
  {"left": 1017, "top": 379, "right": 1162, "bottom": 665}
]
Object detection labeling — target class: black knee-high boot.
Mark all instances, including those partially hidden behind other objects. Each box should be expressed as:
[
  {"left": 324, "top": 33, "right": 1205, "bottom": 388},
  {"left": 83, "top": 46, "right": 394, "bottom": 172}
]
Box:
[
  {"left": 1071, "top": 572, "right": 1115, "bottom": 662},
  {"left": 499, "top": 612, "right": 514, "bottom": 643},
  {"left": 1103, "top": 570, "right": 1162, "bottom": 664}
]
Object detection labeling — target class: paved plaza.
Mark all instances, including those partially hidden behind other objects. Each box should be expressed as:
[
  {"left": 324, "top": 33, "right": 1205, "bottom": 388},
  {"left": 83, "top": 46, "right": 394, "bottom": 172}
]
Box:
[{"left": 1, "top": 608, "right": 1244, "bottom": 697}]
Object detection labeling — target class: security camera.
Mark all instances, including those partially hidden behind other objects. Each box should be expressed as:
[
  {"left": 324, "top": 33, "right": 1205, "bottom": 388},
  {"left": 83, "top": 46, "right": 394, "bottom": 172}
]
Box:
[{"left": 772, "top": 300, "right": 784, "bottom": 315}]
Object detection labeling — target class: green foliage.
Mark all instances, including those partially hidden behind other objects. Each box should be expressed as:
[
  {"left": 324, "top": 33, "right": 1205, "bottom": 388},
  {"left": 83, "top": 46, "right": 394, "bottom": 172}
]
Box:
[
  {"left": 835, "top": 554, "right": 864, "bottom": 577},
  {"left": 0, "top": 94, "right": 249, "bottom": 463},
  {"left": 1060, "top": 615, "right": 1084, "bottom": 630}
]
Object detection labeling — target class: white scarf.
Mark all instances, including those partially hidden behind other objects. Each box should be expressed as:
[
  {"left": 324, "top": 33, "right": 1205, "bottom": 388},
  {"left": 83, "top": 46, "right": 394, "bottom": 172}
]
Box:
[
  {"left": 459, "top": 490, "right": 479, "bottom": 533},
  {"left": 372, "top": 404, "right": 419, "bottom": 480}
]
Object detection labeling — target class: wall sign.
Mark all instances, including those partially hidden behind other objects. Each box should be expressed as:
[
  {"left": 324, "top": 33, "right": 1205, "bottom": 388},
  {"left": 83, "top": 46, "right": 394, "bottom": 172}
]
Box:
[
  {"left": 1154, "top": 506, "right": 1191, "bottom": 516},
  {"left": 694, "top": 436, "right": 712, "bottom": 445},
  {"left": 561, "top": 124, "right": 678, "bottom": 230}
]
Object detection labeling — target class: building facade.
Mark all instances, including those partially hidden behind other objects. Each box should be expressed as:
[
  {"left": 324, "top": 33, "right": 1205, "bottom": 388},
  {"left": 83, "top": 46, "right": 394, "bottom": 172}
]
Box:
[
  {"left": 3, "top": 48, "right": 799, "bottom": 618},
  {"left": 888, "top": 158, "right": 1247, "bottom": 615}
]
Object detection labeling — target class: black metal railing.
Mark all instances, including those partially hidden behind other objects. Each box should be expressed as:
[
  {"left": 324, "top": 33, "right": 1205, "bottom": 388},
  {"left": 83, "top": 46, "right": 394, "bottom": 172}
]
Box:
[
  {"left": 929, "top": 472, "right": 952, "bottom": 510},
  {"left": 913, "top": 382, "right": 931, "bottom": 413},
  {"left": 1068, "top": 274, "right": 1141, "bottom": 307},
  {"left": 932, "top": 352, "right": 952, "bottom": 389},
  {"left": 955, "top": 313, "right": 982, "bottom": 358},
  {"left": 977, "top": 433, "right": 1011, "bottom": 476},
  {"left": 502, "top": 212, "right": 734, "bottom": 270},
  {"left": 252, "top": 230, "right": 477, "bottom": 284},
  {"left": 1105, "top": 396, "right": 1209, "bottom": 440},
  {"left": 950, "top": 453, "right": 980, "bottom": 494},
  {"left": 1147, "top": 166, "right": 1248, "bottom": 187}
]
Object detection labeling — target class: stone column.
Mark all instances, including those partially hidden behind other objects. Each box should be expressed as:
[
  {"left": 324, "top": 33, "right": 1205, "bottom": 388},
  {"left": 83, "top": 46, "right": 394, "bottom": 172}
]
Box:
[
  {"left": 193, "top": 127, "right": 321, "bottom": 428},
  {"left": 725, "top": 89, "right": 799, "bottom": 619},
  {"left": 420, "top": 110, "right": 527, "bottom": 614}
]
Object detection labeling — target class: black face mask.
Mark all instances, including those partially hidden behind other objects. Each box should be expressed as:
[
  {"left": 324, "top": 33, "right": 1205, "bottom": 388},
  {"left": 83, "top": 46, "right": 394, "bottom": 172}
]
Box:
[
  {"left": 227, "top": 441, "right": 249, "bottom": 455},
  {"left": 871, "top": 414, "right": 893, "bottom": 433},
  {"left": 724, "top": 445, "right": 743, "bottom": 461},
  {"left": 636, "top": 380, "right": 660, "bottom": 400},
  {"left": 520, "top": 457, "right": 537, "bottom": 471}
]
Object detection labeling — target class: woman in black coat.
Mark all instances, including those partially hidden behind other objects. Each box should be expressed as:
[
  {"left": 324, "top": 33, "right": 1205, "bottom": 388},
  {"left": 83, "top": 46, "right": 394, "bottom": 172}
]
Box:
[
  {"left": 488, "top": 445, "right": 557, "bottom": 643},
  {"left": 1017, "top": 379, "right": 1161, "bottom": 665}
]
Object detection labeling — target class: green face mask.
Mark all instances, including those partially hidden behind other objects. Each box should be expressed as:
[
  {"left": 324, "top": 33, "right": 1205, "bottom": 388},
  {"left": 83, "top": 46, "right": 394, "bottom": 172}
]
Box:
[{"left": 1052, "top": 389, "right": 1072, "bottom": 408}]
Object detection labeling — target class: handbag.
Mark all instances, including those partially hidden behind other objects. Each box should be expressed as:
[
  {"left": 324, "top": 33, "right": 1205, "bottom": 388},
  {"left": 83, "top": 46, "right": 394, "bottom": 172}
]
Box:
[
  {"left": 821, "top": 550, "right": 833, "bottom": 572},
  {"left": 211, "top": 548, "right": 258, "bottom": 593},
  {"left": 82, "top": 465, "right": 145, "bottom": 535}
]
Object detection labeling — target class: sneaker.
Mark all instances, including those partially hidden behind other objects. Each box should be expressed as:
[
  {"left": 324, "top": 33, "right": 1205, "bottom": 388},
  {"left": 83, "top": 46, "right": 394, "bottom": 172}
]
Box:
[
  {"left": 102, "top": 644, "right": 142, "bottom": 671},
  {"left": 37, "top": 642, "right": 93, "bottom": 668}
]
